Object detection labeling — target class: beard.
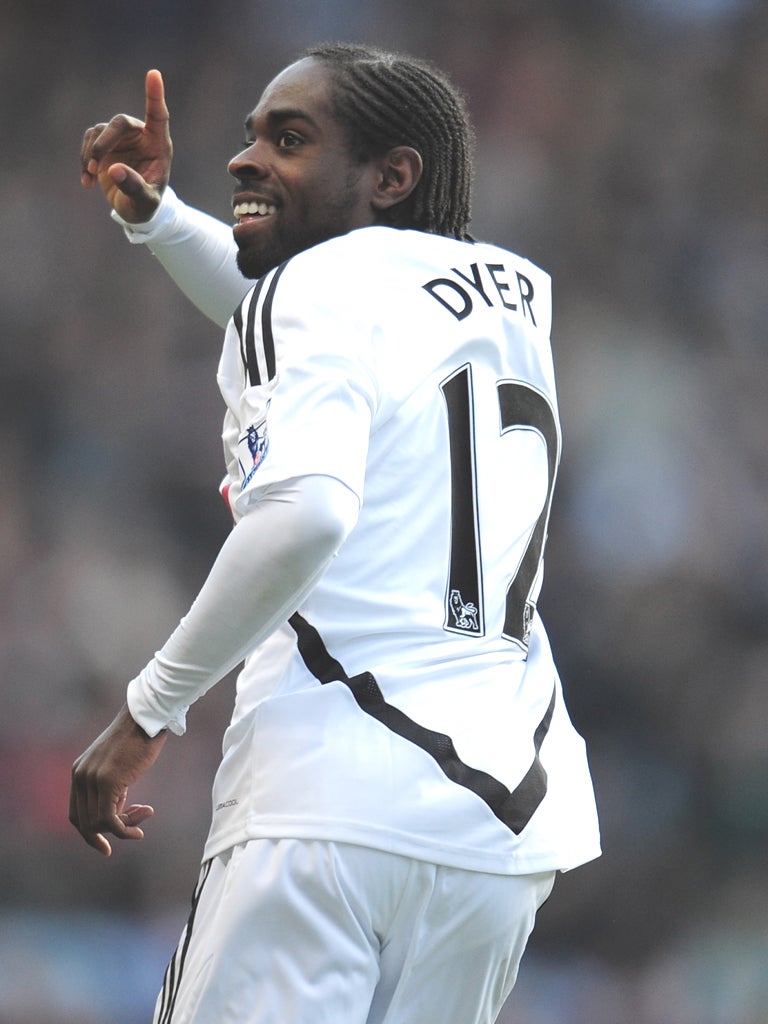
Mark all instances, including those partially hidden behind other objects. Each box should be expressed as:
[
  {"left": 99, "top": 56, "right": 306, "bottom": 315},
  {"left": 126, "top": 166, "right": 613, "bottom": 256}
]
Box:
[
  {"left": 237, "top": 251, "right": 269, "bottom": 279},
  {"left": 235, "top": 234, "right": 285, "bottom": 280},
  {"left": 235, "top": 216, "right": 351, "bottom": 280},
  {"left": 234, "top": 170, "right": 368, "bottom": 279}
]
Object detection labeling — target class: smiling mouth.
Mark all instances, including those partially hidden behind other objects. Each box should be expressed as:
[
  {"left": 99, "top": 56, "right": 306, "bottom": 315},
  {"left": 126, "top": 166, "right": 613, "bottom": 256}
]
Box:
[{"left": 233, "top": 200, "right": 277, "bottom": 222}]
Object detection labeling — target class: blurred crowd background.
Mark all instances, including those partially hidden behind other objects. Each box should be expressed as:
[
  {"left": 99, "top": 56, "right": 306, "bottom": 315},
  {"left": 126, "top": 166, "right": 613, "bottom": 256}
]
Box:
[{"left": 1, "top": 0, "right": 766, "bottom": 1020}]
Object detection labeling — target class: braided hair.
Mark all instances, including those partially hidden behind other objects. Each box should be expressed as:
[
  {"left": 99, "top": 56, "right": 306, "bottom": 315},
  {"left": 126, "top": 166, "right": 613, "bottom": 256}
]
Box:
[{"left": 302, "top": 43, "right": 474, "bottom": 240}]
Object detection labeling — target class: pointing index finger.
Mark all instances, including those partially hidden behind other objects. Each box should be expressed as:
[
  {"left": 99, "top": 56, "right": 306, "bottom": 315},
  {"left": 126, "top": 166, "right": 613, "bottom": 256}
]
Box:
[{"left": 144, "top": 68, "right": 169, "bottom": 129}]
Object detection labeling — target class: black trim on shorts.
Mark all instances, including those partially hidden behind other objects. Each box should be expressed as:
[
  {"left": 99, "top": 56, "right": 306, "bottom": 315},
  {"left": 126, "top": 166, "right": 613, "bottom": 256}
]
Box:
[{"left": 156, "top": 860, "right": 213, "bottom": 1024}]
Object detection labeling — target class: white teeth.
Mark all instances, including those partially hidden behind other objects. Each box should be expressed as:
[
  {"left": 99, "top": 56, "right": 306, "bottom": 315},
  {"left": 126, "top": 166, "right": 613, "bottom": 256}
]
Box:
[{"left": 234, "top": 201, "right": 276, "bottom": 219}]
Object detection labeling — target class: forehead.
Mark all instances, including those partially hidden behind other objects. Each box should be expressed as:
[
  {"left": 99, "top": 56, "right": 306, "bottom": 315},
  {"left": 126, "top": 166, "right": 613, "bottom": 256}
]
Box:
[{"left": 246, "top": 57, "right": 338, "bottom": 128}]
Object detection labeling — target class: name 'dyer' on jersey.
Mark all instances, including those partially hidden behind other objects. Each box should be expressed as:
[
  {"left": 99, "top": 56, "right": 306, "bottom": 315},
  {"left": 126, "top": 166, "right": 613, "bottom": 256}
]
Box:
[{"left": 423, "top": 260, "right": 538, "bottom": 324}]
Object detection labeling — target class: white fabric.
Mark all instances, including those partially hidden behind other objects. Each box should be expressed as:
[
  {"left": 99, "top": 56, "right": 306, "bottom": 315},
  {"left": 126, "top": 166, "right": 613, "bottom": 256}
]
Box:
[
  {"left": 111, "top": 188, "right": 247, "bottom": 327},
  {"left": 152, "top": 838, "right": 556, "bottom": 1024}
]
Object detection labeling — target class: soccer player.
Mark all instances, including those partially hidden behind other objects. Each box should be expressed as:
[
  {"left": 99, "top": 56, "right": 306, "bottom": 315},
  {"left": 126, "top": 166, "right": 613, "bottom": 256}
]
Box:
[{"left": 70, "top": 44, "right": 600, "bottom": 1024}]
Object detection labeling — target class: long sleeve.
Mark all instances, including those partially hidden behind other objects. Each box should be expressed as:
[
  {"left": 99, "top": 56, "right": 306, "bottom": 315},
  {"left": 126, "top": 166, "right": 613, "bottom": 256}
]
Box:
[
  {"left": 111, "top": 188, "right": 249, "bottom": 328},
  {"left": 126, "top": 474, "right": 360, "bottom": 737}
]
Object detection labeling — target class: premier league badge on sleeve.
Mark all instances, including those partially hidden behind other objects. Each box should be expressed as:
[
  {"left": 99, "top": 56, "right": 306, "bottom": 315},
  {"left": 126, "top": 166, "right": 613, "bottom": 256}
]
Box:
[{"left": 237, "top": 417, "right": 269, "bottom": 490}]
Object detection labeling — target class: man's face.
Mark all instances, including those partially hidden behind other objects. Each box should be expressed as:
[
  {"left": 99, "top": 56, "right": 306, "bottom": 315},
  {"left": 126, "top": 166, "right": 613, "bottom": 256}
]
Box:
[{"left": 229, "top": 58, "right": 380, "bottom": 279}]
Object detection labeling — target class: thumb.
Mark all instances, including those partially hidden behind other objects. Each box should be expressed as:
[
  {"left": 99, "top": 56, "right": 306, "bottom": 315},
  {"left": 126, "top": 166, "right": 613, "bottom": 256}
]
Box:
[
  {"left": 108, "top": 163, "right": 161, "bottom": 221},
  {"left": 121, "top": 804, "right": 155, "bottom": 827},
  {"left": 109, "top": 162, "right": 151, "bottom": 197}
]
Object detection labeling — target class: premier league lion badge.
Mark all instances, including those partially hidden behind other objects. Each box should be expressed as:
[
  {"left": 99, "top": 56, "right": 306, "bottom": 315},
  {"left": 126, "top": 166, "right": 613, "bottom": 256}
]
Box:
[{"left": 238, "top": 418, "right": 269, "bottom": 489}]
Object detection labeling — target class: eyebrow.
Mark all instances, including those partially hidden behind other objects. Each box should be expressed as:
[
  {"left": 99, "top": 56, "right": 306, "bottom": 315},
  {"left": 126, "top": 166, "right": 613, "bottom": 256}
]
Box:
[{"left": 244, "top": 107, "right": 321, "bottom": 133}]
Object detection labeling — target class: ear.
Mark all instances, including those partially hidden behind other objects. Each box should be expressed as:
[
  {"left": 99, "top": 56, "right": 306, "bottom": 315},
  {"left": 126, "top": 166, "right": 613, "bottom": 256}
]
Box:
[{"left": 370, "top": 146, "right": 423, "bottom": 213}]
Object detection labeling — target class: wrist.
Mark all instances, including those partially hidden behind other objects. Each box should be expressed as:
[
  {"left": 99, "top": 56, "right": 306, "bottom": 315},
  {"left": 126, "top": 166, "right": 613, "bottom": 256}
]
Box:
[
  {"left": 127, "top": 663, "right": 189, "bottom": 737},
  {"left": 110, "top": 187, "right": 180, "bottom": 242}
]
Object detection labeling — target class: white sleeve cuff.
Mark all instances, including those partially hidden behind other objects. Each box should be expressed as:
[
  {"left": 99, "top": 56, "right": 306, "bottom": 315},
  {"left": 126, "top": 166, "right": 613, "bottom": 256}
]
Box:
[
  {"left": 127, "top": 665, "right": 189, "bottom": 737},
  {"left": 110, "top": 187, "right": 185, "bottom": 244}
]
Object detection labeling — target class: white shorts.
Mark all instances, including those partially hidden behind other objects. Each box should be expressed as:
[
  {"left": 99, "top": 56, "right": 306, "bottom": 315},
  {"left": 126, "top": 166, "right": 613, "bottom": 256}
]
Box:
[{"left": 152, "top": 838, "right": 555, "bottom": 1024}]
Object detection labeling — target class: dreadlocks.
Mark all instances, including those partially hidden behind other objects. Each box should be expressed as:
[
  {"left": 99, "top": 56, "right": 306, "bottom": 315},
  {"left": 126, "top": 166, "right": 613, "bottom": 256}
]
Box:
[{"left": 303, "top": 43, "right": 475, "bottom": 240}]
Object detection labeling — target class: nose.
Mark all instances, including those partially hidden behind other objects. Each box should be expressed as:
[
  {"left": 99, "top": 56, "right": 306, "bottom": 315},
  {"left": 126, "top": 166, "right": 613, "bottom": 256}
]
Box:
[{"left": 228, "top": 141, "right": 268, "bottom": 180}]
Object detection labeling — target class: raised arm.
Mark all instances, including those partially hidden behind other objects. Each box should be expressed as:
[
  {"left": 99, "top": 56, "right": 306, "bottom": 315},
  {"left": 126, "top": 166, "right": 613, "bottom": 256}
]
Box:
[{"left": 81, "top": 70, "right": 247, "bottom": 327}]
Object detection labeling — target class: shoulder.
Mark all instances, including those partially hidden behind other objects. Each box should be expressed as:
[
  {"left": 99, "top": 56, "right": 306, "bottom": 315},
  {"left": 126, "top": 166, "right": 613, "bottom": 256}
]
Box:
[
  {"left": 261, "top": 228, "right": 552, "bottom": 336},
  {"left": 283, "top": 226, "right": 476, "bottom": 284},
  {"left": 308, "top": 229, "right": 551, "bottom": 299}
]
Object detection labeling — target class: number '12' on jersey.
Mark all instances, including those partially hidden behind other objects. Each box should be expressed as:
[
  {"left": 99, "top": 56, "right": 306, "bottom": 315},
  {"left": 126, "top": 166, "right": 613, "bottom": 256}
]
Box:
[{"left": 440, "top": 363, "right": 560, "bottom": 650}]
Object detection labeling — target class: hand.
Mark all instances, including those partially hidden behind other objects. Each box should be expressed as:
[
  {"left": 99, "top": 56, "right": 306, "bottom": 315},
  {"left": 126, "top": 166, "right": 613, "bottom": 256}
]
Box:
[
  {"left": 69, "top": 703, "right": 167, "bottom": 856},
  {"left": 80, "top": 69, "right": 173, "bottom": 223}
]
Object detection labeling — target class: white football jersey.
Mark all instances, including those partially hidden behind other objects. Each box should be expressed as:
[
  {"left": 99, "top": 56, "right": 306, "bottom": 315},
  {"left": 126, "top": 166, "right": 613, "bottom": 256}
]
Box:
[{"left": 205, "top": 225, "right": 599, "bottom": 874}]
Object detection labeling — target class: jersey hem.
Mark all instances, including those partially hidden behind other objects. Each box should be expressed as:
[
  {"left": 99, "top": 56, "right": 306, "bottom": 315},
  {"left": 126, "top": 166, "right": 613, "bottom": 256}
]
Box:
[{"left": 202, "top": 819, "right": 601, "bottom": 876}]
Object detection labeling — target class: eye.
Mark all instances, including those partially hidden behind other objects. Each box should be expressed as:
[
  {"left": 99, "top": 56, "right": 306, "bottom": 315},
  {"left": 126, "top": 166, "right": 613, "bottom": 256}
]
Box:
[{"left": 278, "top": 130, "right": 303, "bottom": 148}]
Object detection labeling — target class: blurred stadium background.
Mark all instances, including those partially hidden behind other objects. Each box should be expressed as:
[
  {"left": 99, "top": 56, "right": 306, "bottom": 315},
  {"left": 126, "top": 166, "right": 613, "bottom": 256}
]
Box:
[{"left": 1, "top": 0, "right": 766, "bottom": 1020}]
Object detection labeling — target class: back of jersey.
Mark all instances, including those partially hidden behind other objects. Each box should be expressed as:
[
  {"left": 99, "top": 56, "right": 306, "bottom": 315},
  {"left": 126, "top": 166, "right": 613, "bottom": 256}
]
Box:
[{"left": 209, "top": 226, "right": 600, "bottom": 875}]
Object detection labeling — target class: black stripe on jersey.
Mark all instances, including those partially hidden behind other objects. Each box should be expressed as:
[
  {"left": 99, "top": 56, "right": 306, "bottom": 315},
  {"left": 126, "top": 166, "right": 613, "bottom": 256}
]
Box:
[
  {"left": 289, "top": 612, "right": 555, "bottom": 835},
  {"left": 232, "top": 301, "right": 246, "bottom": 375},
  {"left": 236, "top": 260, "right": 291, "bottom": 387},
  {"left": 244, "top": 276, "right": 268, "bottom": 386},
  {"left": 260, "top": 260, "right": 290, "bottom": 381},
  {"left": 155, "top": 860, "right": 213, "bottom": 1024}
]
